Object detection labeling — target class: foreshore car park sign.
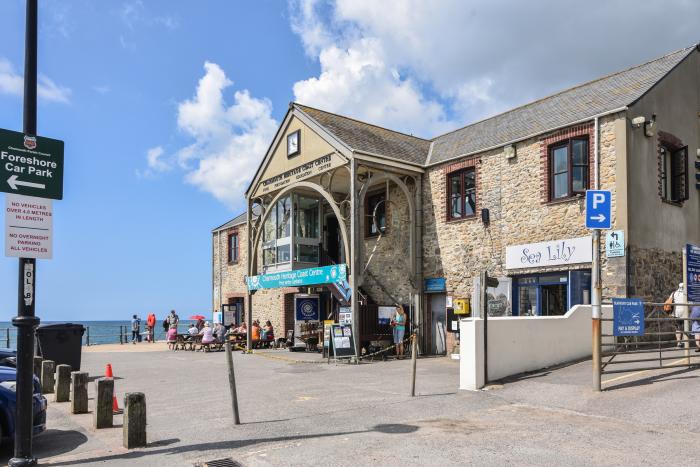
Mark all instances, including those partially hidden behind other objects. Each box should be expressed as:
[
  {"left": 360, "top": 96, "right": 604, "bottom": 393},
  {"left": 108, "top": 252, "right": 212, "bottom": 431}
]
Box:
[{"left": 0, "top": 128, "right": 64, "bottom": 200}]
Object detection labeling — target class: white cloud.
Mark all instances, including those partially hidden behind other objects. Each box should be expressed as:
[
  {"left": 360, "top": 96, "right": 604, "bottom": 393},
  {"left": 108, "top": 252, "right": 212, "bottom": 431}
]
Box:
[
  {"left": 163, "top": 62, "right": 277, "bottom": 208},
  {"left": 0, "top": 58, "right": 71, "bottom": 104},
  {"left": 92, "top": 84, "right": 111, "bottom": 94}
]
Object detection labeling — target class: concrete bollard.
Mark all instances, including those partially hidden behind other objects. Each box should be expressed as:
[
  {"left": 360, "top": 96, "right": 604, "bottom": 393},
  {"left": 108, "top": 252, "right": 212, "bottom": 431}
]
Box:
[
  {"left": 40, "top": 360, "right": 56, "bottom": 394},
  {"left": 123, "top": 392, "right": 147, "bottom": 449},
  {"left": 55, "top": 364, "right": 71, "bottom": 402},
  {"left": 70, "top": 371, "right": 89, "bottom": 414},
  {"left": 33, "top": 355, "right": 43, "bottom": 378},
  {"left": 93, "top": 377, "right": 114, "bottom": 429}
]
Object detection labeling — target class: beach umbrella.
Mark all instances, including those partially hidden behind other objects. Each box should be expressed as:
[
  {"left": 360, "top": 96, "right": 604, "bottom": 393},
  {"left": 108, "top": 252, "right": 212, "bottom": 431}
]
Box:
[{"left": 189, "top": 315, "right": 206, "bottom": 320}]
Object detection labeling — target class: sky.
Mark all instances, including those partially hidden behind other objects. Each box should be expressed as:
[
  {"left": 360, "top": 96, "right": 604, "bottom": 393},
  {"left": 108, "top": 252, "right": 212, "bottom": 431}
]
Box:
[{"left": 0, "top": 0, "right": 698, "bottom": 321}]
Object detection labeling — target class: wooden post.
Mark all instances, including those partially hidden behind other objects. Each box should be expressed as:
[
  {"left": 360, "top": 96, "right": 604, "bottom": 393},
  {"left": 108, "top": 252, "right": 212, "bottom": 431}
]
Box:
[
  {"left": 86, "top": 326, "right": 90, "bottom": 346},
  {"left": 40, "top": 360, "right": 55, "bottom": 394},
  {"left": 123, "top": 392, "right": 147, "bottom": 449},
  {"left": 410, "top": 333, "right": 418, "bottom": 397},
  {"left": 93, "top": 378, "right": 114, "bottom": 429},
  {"left": 54, "top": 364, "right": 71, "bottom": 402},
  {"left": 119, "top": 325, "right": 123, "bottom": 345},
  {"left": 33, "top": 355, "right": 43, "bottom": 378},
  {"left": 5, "top": 328, "right": 9, "bottom": 348},
  {"left": 225, "top": 340, "right": 241, "bottom": 425},
  {"left": 70, "top": 371, "right": 89, "bottom": 414}
]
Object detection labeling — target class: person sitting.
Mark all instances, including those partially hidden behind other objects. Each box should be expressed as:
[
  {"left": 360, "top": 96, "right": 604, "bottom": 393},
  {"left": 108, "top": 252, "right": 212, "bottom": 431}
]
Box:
[
  {"left": 233, "top": 322, "right": 247, "bottom": 334},
  {"left": 261, "top": 320, "right": 274, "bottom": 347},
  {"left": 213, "top": 322, "right": 226, "bottom": 343},
  {"left": 198, "top": 322, "right": 215, "bottom": 350},
  {"left": 196, "top": 318, "right": 205, "bottom": 331},
  {"left": 186, "top": 323, "right": 199, "bottom": 341},
  {"left": 251, "top": 321, "right": 261, "bottom": 348},
  {"left": 166, "top": 325, "right": 178, "bottom": 350}
]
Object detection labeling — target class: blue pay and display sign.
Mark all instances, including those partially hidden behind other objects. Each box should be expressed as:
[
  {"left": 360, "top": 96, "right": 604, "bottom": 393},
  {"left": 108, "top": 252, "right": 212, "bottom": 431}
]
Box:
[
  {"left": 686, "top": 243, "right": 700, "bottom": 303},
  {"left": 612, "top": 298, "right": 644, "bottom": 336},
  {"left": 585, "top": 190, "right": 612, "bottom": 229}
]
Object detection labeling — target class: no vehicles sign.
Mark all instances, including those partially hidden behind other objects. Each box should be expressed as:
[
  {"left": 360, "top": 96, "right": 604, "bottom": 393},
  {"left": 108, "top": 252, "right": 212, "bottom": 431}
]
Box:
[{"left": 0, "top": 128, "right": 64, "bottom": 200}]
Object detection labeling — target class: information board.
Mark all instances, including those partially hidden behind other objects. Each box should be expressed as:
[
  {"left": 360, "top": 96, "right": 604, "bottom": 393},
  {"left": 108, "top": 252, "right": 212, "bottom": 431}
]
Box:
[
  {"left": 613, "top": 298, "right": 645, "bottom": 336},
  {"left": 5, "top": 193, "right": 52, "bottom": 259},
  {"left": 330, "top": 324, "right": 356, "bottom": 358},
  {"left": 687, "top": 244, "right": 700, "bottom": 303}
]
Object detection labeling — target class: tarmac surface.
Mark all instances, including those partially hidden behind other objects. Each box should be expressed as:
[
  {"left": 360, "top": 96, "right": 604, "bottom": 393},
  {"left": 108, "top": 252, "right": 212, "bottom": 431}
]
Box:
[{"left": 2, "top": 343, "right": 699, "bottom": 466}]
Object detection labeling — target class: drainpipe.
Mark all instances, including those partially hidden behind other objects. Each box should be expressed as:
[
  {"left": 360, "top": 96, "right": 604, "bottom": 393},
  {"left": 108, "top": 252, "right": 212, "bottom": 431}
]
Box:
[
  {"left": 591, "top": 116, "right": 602, "bottom": 391},
  {"left": 218, "top": 230, "right": 223, "bottom": 314}
]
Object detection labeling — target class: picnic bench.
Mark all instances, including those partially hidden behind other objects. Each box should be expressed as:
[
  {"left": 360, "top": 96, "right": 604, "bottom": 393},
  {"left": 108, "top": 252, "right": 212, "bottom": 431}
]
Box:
[{"left": 170, "top": 334, "right": 224, "bottom": 352}]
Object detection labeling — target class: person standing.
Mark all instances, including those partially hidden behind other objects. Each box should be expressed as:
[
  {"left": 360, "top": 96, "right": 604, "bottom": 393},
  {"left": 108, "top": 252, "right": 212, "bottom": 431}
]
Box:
[
  {"left": 391, "top": 305, "right": 407, "bottom": 359},
  {"left": 166, "top": 309, "right": 180, "bottom": 331},
  {"left": 667, "top": 283, "right": 689, "bottom": 348},
  {"left": 146, "top": 312, "right": 156, "bottom": 342},
  {"left": 131, "top": 314, "right": 141, "bottom": 344}
]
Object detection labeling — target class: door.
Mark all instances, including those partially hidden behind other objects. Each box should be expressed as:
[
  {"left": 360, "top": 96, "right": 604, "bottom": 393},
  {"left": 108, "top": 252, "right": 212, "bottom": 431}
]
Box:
[{"left": 430, "top": 294, "right": 446, "bottom": 355}]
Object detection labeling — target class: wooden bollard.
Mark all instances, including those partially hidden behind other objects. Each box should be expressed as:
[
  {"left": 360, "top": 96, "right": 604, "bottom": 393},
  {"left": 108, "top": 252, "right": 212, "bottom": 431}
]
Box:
[
  {"left": 55, "top": 364, "right": 71, "bottom": 402},
  {"left": 70, "top": 371, "right": 89, "bottom": 414},
  {"left": 93, "top": 377, "right": 114, "bottom": 429},
  {"left": 123, "top": 392, "right": 147, "bottom": 449},
  {"left": 40, "top": 360, "right": 56, "bottom": 394},
  {"left": 33, "top": 355, "right": 43, "bottom": 378}
]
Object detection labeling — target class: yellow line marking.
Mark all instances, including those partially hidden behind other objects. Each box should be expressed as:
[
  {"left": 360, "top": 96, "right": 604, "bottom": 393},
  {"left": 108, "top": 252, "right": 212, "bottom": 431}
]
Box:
[{"left": 602, "top": 358, "right": 689, "bottom": 385}]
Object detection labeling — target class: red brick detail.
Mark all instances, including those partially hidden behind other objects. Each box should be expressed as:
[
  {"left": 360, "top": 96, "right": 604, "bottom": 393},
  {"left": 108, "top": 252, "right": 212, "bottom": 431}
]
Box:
[
  {"left": 540, "top": 123, "right": 594, "bottom": 203},
  {"left": 442, "top": 156, "right": 480, "bottom": 223}
]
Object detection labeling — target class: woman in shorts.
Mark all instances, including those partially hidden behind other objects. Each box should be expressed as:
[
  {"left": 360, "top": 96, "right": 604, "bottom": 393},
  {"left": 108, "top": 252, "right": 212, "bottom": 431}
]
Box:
[{"left": 391, "top": 306, "right": 407, "bottom": 359}]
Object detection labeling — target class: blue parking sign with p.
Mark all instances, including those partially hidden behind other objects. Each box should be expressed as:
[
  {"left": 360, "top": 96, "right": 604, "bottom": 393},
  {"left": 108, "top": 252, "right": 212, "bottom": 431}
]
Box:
[{"left": 585, "top": 190, "right": 612, "bottom": 229}]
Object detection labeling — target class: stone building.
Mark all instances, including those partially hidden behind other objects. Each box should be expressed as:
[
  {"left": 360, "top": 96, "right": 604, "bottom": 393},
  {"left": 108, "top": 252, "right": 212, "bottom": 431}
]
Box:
[{"left": 212, "top": 45, "right": 700, "bottom": 355}]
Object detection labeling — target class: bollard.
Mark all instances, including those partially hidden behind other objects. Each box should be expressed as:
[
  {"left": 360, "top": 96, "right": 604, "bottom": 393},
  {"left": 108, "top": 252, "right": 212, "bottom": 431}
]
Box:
[
  {"left": 5, "top": 328, "right": 9, "bottom": 348},
  {"left": 410, "top": 333, "right": 418, "bottom": 397},
  {"left": 70, "top": 371, "right": 89, "bottom": 414},
  {"left": 55, "top": 364, "right": 71, "bottom": 402},
  {"left": 33, "top": 355, "right": 43, "bottom": 378},
  {"left": 40, "top": 360, "right": 56, "bottom": 394},
  {"left": 93, "top": 377, "right": 114, "bottom": 429},
  {"left": 123, "top": 392, "right": 147, "bottom": 449},
  {"left": 119, "top": 325, "right": 124, "bottom": 345}
]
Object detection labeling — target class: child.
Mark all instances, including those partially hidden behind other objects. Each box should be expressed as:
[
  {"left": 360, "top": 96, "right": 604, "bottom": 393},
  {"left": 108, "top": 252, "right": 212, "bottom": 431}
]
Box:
[{"left": 167, "top": 325, "right": 178, "bottom": 350}]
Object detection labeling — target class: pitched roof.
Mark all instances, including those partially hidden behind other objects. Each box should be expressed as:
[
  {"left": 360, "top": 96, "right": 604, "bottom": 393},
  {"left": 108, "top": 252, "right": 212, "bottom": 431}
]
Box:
[
  {"left": 429, "top": 45, "right": 696, "bottom": 165},
  {"left": 295, "top": 104, "right": 431, "bottom": 165},
  {"left": 212, "top": 212, "right": 246, "bottom": 233}
]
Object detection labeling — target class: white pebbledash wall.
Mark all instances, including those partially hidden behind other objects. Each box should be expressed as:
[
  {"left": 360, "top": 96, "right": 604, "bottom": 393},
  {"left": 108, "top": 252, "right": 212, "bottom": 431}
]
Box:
[{"left": 460, "top": 305, "right": 613, "bottom": 390}]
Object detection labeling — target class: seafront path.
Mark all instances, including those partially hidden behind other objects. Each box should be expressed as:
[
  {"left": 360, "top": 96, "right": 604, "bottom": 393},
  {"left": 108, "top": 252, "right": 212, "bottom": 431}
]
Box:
[{"left": 2, "top": 342, "right": 699, "bottom": 466}]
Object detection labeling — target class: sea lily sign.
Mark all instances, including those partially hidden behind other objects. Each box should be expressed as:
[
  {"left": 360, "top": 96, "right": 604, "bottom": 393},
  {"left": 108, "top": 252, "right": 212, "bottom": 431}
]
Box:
[
  {"left": 0, "top": 128, "right": 64, "bottom": 200},
  {"left": 505, "top": 236, "right": 593, "bottom": 269}
]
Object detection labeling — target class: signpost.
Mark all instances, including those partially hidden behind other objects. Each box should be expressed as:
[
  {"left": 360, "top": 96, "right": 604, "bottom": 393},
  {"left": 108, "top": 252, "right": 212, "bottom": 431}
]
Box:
[
  {"left": 585, "top": 189, "right": 611, "bottom": 393},
  {"left": 612, "top": 298, "right": 644, "bottom": 336},
  {"left": 0, "top": 128, "right": 64, "bottom": 200},
  {"left": 605, "top": 230, "right": 625, "bottom": 258}
]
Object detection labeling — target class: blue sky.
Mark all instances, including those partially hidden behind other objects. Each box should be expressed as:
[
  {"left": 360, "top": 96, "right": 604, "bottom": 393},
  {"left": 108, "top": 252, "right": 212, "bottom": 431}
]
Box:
[{"left": 1, "top": 0, "right": 698, "bottom": 321}]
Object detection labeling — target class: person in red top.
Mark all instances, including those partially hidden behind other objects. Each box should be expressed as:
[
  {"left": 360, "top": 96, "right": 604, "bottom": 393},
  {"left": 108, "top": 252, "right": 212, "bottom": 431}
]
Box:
[{"left": 146, "top": 313, "right": 156, "bottom": 343}]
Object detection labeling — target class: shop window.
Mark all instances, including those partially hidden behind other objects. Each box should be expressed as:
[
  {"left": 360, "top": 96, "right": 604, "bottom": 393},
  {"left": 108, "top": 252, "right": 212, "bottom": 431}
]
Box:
[
  {"left": 227, "top": 232, "right": 239, "bottom": 264},
  {"left": 548, "top": 137, "right": 589, "bottom": 200},
  {"left": 659, "top": 144, "right": 688, "bottom": 204},
  {"left": 366, "top": 191, "right": 386, "bottom": 237},
  {"left": 512, "top": 271, "right": 590, "bottom": 317},
  {"left": 447, "top": 168, "right": 476, "bottom": 220}
]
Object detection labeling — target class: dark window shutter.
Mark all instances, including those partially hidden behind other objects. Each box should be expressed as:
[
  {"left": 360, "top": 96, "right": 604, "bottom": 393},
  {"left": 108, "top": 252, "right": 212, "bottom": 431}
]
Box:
[
  {"left": 671, "top": 146, "right": 688, "bottom": 202},
  {"left": 680, "top": 146, "right": 689, "bottom": 202}
]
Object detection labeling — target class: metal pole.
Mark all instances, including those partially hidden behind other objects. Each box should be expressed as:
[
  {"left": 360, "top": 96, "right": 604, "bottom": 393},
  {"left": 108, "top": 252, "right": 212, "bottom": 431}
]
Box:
[
  {"left": 480, "top": 271, "right": 488, "bottom": 385},
  {"left": 410, "top": 332, "right": 418, "bottom": 397},
  {"left": 246, "top": 293, "right": 252, "bottom": 351},
  {"left": 224, "top": 340, "right": 241, "bottom": 425},
  {"left": 6, "top": 328, "right": 10, "bottom": 348},
  {"left": 350, "top": 159, "right": 360, "bottom": 362},
  {"left": 10, "top": 1, "right": 39, "bottom": 465},
  {"left": 682, "top": 248, "right": 690, "bottom": 364},
  {"left": 592, "top": 229, "right": 602, "bottom": 392},
  {"left": 86, "top": 326, "right": 90, "bottom": 346}
]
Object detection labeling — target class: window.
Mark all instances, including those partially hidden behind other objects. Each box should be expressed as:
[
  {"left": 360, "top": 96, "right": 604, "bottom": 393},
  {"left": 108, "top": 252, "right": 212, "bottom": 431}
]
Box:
[
  {"left": 512, "top": 271, "right": 590, "bottom": 317},
  {"left": 227, "top": 232, "right": 239, "bottom": 263},
  {"left": 548, "top": 137, "right": 589, "bottom": 200},
  {"left": 447, "top": 168, "right": 476, "bottom": 220},
  {"left": 366, "top": 191, "right": 386, "bottom": 237},
  {"left": 660, "top": 145, "right": 688, "bottom": 204},
  {"left": 262, "top": 195, "right": 292, "bottom": 266}
]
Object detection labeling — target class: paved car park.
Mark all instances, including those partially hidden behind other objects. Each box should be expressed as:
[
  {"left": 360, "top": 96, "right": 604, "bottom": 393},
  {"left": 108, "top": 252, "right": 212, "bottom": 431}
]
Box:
[{"left": 1, "top": 346, "right": 698, "bottom": 466}]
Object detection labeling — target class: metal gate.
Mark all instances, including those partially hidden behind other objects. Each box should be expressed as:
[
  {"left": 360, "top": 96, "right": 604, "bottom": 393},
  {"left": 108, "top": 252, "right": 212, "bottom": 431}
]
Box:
[{"left": 598, "top": 301, "right": 700, "bottom": 386}]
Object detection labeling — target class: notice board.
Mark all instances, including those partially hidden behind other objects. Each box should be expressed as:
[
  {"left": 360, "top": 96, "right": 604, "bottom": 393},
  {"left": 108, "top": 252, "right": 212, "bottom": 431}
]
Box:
[{"left": 330, "top": 324, "right": 356, "bottom": 359}]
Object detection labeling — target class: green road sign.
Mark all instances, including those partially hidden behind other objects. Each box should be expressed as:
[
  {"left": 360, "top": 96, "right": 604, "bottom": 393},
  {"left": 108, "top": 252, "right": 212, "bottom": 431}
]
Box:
[{"left": 0, "top": 128, "right": 64, "bottom": 200}]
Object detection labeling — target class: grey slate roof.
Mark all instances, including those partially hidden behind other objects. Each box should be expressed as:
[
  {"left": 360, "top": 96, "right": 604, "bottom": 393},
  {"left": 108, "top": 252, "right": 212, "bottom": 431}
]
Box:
[
  {"left": 293, "top": 45, "right": 696, "bottom": 167},
  {"left": 295, "top": 104, "right": 431, "bottom": 165},
  {"left": 212, "top": 212, "right": 246, "bottom": 232},
  {"left": 429, "top": 46, "right": 696, "bottom": 165}
]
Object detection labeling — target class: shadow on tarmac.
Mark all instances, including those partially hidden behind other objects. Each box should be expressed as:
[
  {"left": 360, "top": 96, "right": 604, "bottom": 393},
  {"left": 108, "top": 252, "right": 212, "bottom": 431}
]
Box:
[
  {"left": 0, "top": 428, "right": 89, "bottom": 464},
  {"left": 43, "top": 424, "right": 419, "bottom": 465},
  {"left": 602, "top": 366, "right": 699, "bottom": 391}
]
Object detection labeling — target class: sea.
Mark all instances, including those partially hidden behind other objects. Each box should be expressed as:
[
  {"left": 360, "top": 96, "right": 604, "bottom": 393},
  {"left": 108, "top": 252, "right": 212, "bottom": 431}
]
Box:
[{"left": 0, "top": 320, "right": 201, "bottom": 349}]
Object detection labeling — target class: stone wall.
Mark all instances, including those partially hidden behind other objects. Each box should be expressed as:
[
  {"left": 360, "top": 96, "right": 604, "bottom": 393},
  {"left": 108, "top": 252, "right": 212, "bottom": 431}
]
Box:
[
  {"left": 422, "top": 114, "right": 626, "bottom": 302},
  {"left": 627, "top": 246, "right": 682, "bottom": 303},
  {"left": 212, "top": 222, "right": 248, "bottom": 312}
]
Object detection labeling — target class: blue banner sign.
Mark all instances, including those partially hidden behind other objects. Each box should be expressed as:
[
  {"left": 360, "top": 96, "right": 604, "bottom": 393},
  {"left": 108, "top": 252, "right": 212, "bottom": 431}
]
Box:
[
  {"left": 613, "top": 298, "right": 644, "bottom": 336},
  {"left": 295, "top": 295, "right": 320, "bottom": 321},
  {"left": 424, "top": 277, "right": 446, "bottom": 293},
  {"left": 246, "top": 264, "right": 347, "bottom": 291},
  {"left": 687, "top": 244, "right": 700, "bottom": 303}
]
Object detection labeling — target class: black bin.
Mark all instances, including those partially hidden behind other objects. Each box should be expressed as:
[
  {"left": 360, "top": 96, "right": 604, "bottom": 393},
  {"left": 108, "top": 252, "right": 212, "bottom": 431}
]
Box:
[{"left": 35, "top": 323, "right": 85, "bottom": 371}]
